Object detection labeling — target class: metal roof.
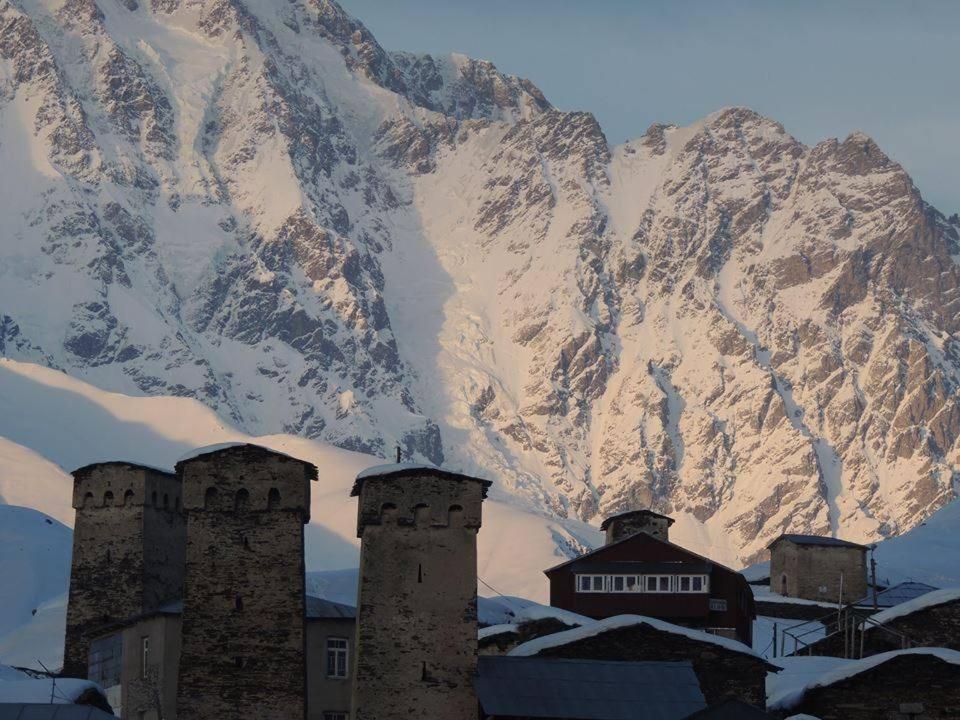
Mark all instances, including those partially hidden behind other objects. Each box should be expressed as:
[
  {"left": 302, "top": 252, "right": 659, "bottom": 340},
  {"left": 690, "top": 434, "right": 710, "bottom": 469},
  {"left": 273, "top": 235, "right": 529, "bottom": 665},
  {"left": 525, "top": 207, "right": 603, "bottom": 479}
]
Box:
[
  {"left": 768, "top": 534, "right": 868, "bottom": 550},
  {"left": 305, "top": 596, "right": 356, "bottom": 619},
  {"left": 600, "top": 510, "right": 675, "bottom": 531},
  {"left": 475, "top": 656, "right": 706, "bottom": 720},
  {"left": 855, "top": 581, "right": 939, "bottom": 608},
  {"left": 0, "top": 706, "right": 117, "bottom": 720}
]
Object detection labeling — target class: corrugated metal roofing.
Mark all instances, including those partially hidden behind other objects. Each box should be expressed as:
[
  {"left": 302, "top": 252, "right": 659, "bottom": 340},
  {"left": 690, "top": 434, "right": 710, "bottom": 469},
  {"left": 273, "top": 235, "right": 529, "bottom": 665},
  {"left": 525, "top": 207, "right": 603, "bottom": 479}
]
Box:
[
  {"left": 769, "top": 534, "right": 868, "bottom": 550},
  {"left": 475, "top": 656, "right": 706, "bottom": 720},
  {"left": 305, "top": 596, "right": 356, "bottom": 619},
  {"left": 856, "top": 581, "right": 938, "bottom": 608},
  {"left": 0, "top": 705, "right": 117, "bottom": 720}
]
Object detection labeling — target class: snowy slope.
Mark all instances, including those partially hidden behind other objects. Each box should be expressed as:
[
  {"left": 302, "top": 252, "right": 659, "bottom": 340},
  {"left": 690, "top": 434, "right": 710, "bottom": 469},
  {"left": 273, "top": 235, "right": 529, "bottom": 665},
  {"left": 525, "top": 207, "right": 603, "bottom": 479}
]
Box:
[{"left": 1, "top": 0, "right": 959, "bottom": 570}]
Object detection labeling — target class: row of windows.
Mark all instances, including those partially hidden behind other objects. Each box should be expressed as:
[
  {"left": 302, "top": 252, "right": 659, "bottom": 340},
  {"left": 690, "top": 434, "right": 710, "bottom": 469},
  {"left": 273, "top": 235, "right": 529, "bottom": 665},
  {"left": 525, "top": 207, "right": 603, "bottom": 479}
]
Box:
[
  {"left": 576, "top": 574, "right": 709, "bottom": 594},
  {"left": 83, "top": 488, "right": 284, "bottom": 511},
  {"left": 205, "top": 487, "right": 281, "bottom": 511},
  {"left": 82, "top": 490, "right": 180, "bottom": 510}
]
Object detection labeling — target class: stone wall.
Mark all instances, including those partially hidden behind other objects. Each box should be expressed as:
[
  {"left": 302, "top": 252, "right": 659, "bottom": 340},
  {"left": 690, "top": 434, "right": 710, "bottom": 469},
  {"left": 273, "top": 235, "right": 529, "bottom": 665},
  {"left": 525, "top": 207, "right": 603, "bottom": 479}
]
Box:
[
  {"left": 529, "top": 623, "right": 774, "bottom": 707},
  {"left": 175, "top": 445, "right": 315, "bottom": 720},
  {"left": 351, "top": 469, "right": 488, "bottom": 720},
  {"left": 602, "top": 511, "right": 672, "bottom": 544},
  {"left": 786, "top": 653, "right": 960, "bottom": 719},
  {"left": 64, "top": 463, "right": 185, "bottom": 678},
  {"left": 770, "top": 541, "right": 867, "bottom": 604}
]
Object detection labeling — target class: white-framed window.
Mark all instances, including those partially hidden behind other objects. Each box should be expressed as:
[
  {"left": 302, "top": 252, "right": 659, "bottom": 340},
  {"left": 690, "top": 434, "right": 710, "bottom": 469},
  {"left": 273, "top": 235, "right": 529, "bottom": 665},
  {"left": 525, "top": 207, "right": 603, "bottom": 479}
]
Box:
[
  {"left": 677, "top": 575, "right": 709, "bottom": 593},
  {"left": 575, "top": 574, "right": 607, "bottom": 593},
  {"left": 323, "top": 713, "right": 348, "bottom": 720},
  {"left": 326, "top": 637, "right": 349, "bottom": 679},
  {"left": 645, "top": 575, "right": 673, "bottom": 593},
  {"left": 609, "top": 575, "right": 641, "bottom": 592}
]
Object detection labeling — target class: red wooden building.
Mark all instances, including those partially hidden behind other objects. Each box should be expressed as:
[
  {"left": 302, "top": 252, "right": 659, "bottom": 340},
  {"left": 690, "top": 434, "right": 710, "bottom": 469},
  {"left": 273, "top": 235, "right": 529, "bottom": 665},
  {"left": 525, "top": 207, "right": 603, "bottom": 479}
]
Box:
[{"left": 545, "top": 510, "right": 756, "bottom": 646}]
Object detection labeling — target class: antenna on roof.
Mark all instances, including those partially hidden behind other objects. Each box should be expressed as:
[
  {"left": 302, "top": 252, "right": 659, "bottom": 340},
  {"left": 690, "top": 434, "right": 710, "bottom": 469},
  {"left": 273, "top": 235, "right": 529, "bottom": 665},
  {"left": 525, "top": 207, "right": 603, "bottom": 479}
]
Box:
[
  {"left": 36, "top": 659, "right": 55, "bottom": 704},
  {"left": 396, "top": 444, "right": 402, "bottom": 463}
]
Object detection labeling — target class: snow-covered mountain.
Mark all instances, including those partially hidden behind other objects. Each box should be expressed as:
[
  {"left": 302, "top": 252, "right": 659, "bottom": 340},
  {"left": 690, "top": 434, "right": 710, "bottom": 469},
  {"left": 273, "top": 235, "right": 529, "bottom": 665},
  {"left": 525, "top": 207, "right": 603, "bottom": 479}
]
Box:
[{"left": 2, "top": 0, "right": 959, "bottom": 564}]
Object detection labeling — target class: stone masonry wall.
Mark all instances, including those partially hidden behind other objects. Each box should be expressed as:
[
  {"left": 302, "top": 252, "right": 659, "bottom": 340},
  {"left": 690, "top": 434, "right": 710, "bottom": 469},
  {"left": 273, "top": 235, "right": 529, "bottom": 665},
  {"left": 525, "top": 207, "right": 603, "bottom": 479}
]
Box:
[
  {"left": 604, "top": 513, "right": 671, "bottom": 544},
  {"left": 352, "top": 471, "right": 487, "bottom": 720},
  {"left": 64, "top": 463, "right": 185, "bottom": 678},
  {"left": 788, "top": 653, "right": 960, "bottom": 720},
  {"left": 770, "top": 542, "right": 867, "bottom": 603},
  {"left": 175, "top": 445, "right": 314, "bottom": 720},
  {"left": 531, "top": 623, "right": 774, "bottom": 707}
]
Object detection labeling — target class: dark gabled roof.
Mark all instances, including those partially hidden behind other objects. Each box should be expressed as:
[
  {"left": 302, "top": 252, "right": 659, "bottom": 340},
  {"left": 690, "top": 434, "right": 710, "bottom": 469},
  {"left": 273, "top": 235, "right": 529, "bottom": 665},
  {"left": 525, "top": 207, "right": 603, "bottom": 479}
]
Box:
[
  {"left": 71, "top": 460, "right": 175, "bottom": 478},
  {"left": 0, "top": 706, "right": 117, "bottom": 720},
  {"left": 768, "top": 533, "right": 869, "bottom": 550},
  {"left": 600, "top": 509, "right": 675, "bottom": 531},
  {"left": 350, "top": 463, "right": 492, "bottom": 497},
  {"left": 174, "top": 443, "right": 318, "bottom": 480},
  {"left": 855, "top": 581, "right": 939, "bottom": 609},
  {"left": 475, "top": 656, "right": 706, "bottom": 720},
  {"left": 681, "top": 699, "right": 774, "bottom": 719},
  {"left": 543, "top": 530, "right": 741, "bottom": 581}
]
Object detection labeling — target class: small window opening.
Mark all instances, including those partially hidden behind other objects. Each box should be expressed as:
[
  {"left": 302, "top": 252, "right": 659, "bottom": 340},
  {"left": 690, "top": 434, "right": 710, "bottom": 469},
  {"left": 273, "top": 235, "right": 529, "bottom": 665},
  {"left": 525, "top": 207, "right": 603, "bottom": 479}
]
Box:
[
  {"left": 235, "top": 488, "right": 250, "bottom": 511},
  {"left": 83, "top": 492, "right": 94, "bottom": 508},
  {"left": 205, "top": 487, "right": 218, "bottom": 510},
  {"left": 163, "top": 494, "right": 169, "bottom": 510},
  {"left": 235, "top": 595, "right": 244, "bottom": 612},
  {"left": 103, "top": 491, "right": 114, "bottom": 507},
  {"left": 417, "top": 564, "right": 423, "bottom": 584},
  {"left": 123, "top": 489, "right": 134, "bottom": 506},
  {"left": 267, "top": 488, "right": 280, "bottom": 510},
  {"left": 421, "top": 661, "right": 427, "bottom": 682},
  {"left": 151, "top": 491, "right": 158, "bottom": 507},
  {"left": 140, "top": 636, "right": 150, "bottom": 679}
]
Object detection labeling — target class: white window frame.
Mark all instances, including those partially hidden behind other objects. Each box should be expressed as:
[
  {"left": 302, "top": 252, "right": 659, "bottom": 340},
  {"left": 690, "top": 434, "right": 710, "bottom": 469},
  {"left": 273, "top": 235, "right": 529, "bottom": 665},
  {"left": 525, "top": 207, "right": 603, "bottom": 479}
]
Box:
[
  {"left": 140, "top": 636, "right": 150, "bottom": 679},
  {"left": 644, "top": 575, "right": 674, "bottom": 593},
  {"left": 608, "top": 574, "right": 642, "bottom": 593},
  {"left": 323, "top": 713, "right": 348, "bottom": 720},
  {"left": 575, "top": 574, "right": 607, "bottom": 593},
  {"left": 326, "top": 637, "right": 349, "bottom": 679},
  {"left": 676, "top": 575, "right": 710, "bottom": 593}
]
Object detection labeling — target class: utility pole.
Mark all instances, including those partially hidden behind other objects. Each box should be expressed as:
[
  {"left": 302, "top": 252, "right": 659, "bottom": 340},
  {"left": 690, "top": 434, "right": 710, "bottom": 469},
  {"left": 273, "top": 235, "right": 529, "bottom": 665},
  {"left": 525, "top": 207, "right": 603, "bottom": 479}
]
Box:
[
  {"left": 395, "top": 444, "right": 402, "bottom": 463},
  {"left": 870, "top": 544, "right": 879, "bottom": 612}
]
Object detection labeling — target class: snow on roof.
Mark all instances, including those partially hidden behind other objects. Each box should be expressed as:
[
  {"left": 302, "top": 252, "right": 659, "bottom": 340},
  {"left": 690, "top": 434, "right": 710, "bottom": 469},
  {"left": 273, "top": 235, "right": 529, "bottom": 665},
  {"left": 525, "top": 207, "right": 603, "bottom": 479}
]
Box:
[
  {"left": 867, "top": 587, "right": 960, "bottom": 626},
  {"left": 507, "top": 614, "right": 767, "bottom": 662},
  {"left": 751, "top": 586, "right": 840, "bottom": 610},
  {"left": 513, "top": 604, "right": 591, "bottom": 627},
  {"left": 478, "top": 623, "right": 519, "bottom": 640},
  {"left": 855, "top": 581, "right": 939, "bottom": 609},
  {"left": 768, "top": 648, "right": 960, "bottom": 710},
  {"left": 740, "top": 561, "right": 770, "bottom": 583},
  {"left": 766, "top": 656, "right": 850, "bottom": 710},
  {"left": 351, "top": 462, "right": 491, "bottom": 496},
  {"left": 175, "top": 442, "right": 311, "bottom": 466},
  {"left": 599, "top": 509, "right": 675, "bottom": 530},
  {"left": 71, "top": 459, "right": 174, "bottom": 476},
  {"left": 0, "top": 664, "right": 101, "bottom": 704}
]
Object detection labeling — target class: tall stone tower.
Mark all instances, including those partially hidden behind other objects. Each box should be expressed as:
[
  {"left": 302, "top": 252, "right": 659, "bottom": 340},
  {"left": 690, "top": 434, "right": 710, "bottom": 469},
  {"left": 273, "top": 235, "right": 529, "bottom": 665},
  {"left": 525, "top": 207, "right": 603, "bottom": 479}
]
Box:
[
  {"left": 175, "top": 443, "right": 316, "bottom": 720},
  {"left": 600, "top": 509, "right": 675, "bottom": 544},
  {"left": 351, "top": 465, "right": 490, "bottom": 720},
  {"left": 64, "top": 462, "right": 185, "bottom": 677}
]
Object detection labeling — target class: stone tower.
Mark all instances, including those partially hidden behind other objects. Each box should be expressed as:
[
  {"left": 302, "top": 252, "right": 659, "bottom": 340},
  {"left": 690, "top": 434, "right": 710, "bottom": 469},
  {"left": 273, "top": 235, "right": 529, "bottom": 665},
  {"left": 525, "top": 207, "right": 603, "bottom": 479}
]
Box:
[
  {"left": 600, "top": 509, "right": 675, "bottom": 544},
  {"left": 351, "top": 465, "right": 490, "bottom": 720},
  {"left": 63, "top": 462, "right": 185, "bottom": 678},
  {"left": 175, "top": 443, "right": 316, "bottom": 720}
]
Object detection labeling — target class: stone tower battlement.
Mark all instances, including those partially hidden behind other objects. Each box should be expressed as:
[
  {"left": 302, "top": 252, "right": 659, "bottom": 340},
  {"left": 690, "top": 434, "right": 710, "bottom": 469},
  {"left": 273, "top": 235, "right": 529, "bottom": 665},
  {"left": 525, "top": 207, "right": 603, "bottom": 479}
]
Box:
[
  {"left": 352, "top": 465, "right": 486, "bottom": 535},
  {"left": 601, "top": 509, "right": 675, "bottom": 544},
  {"left": 72, "top": 461, "right": 183, "bottom": 511},
  {"left": 176, "top": 443, "right": 315, "bottom": 519},
  {"left": 351, "top": 465, "right": 490, "bottom": 720},
  {"left": 175, "top": 443, "right": 316, "bottom": 720},
  {"left": 64, "top": 461, "right": 186, "bottom": 678}
]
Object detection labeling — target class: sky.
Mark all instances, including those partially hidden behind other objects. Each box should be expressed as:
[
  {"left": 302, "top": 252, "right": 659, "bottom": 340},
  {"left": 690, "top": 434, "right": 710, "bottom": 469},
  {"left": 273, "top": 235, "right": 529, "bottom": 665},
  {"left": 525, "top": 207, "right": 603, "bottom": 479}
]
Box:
[{"left": 343, "top": 0, "right": 960, "bottom": 214}]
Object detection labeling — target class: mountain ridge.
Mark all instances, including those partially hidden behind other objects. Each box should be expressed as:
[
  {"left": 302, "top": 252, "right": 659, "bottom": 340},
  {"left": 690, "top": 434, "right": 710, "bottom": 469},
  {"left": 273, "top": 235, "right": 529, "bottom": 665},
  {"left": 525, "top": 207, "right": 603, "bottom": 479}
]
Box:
[{"left": 1, "top": 0, "right": 958, "bottom": 565}]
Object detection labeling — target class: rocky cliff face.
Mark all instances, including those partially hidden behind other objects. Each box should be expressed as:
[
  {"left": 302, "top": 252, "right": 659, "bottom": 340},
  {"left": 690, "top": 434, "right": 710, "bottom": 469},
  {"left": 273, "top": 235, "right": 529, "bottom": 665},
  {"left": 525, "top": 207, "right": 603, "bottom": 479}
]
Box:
[{"left": 1, "top": 0, "right": 957, "bottom": 563}]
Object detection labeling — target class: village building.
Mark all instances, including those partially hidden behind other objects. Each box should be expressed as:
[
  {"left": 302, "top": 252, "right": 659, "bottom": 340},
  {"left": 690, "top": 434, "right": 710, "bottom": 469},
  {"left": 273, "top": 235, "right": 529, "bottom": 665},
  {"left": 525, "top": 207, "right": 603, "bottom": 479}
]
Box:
[
  {"left": 771, "top": 648, "right": 960, "bottom": 720},
  {"left": 545, "top": 510, "right": 756, "bottom": 645},
  {"left": 350, "top": 464, "right": 491, "bottom": 720},
  {"left": 506, "top": 615, "right": 778, "bottom": 708},
  {"left": 681, "top": 698, "right": 774, "bottom": 719},
  {"left": 802, "top": 587, "right": 960, "bottom": 659},
  {"left": 768, "top": 534, "right": 868, "bottom": 604},
  {"left": 474, "top": 655, "right": 707, "bottom": 720}
]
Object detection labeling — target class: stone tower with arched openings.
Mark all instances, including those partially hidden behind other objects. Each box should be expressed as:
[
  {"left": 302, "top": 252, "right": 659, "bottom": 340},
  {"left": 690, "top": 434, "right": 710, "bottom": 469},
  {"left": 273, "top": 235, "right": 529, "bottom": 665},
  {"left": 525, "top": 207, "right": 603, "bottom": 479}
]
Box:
[
  {"left": 64, "top": 461, "right": 185, "bottom": 677},
  {"left": 350, "top": 465, "right": 490, "bottom": 720},
  {"left": 174, "top": 443, "right": 316, "bottom": 720}
]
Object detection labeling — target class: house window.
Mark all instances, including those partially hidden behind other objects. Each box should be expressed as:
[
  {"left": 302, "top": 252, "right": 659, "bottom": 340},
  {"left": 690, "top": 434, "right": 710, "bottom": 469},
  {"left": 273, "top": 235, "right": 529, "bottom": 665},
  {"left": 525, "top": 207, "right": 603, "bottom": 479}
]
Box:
[
  {"left": 323, "top": 713, "right": 348, "bottom": 720},
  {"left": 645, "top": 575, "right": 673, "bottom": 593},
  {"left": 326, "top": 637, "right": 348, "bottom": 679},
  {"left": 677, "top": 575, "right": 709, "bottom": 593},
  {"left": 609, "top": 575, "right": 640, "bottom": 592},
  {"left": 140, "top": 636, "right": 150, "bottom": 679},
  {"left": 575, "top": 575, "right": 606, "bottom": 593}
]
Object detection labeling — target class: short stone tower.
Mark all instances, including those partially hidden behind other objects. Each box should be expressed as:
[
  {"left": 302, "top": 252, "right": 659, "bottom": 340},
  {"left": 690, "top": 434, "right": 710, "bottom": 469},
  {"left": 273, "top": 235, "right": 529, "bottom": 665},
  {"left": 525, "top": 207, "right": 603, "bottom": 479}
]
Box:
[
  {"left": 351, "top": 465, "right": 491, "bottom": 720},
  {"left": 63, "top": 461, "right": 185, "bottom": 677},
  {"left": 600, "top": 509, "right": 675, "bottom": 544},
  {"left": 174, "top": 444, "right": 316, "bottom": 720}
]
